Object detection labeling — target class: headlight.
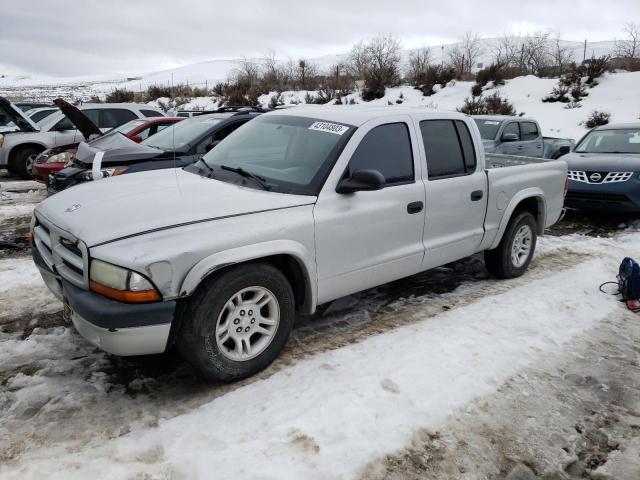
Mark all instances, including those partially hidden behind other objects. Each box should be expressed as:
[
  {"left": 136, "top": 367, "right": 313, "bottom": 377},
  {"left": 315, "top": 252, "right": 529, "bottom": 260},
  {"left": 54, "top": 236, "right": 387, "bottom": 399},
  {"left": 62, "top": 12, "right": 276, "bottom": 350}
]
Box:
[
  {"left": 46, "top": 150, "right": 75, "bottom": 164},
  {"left": 89, "top": 259, "right": 160, "bottom": 303}
]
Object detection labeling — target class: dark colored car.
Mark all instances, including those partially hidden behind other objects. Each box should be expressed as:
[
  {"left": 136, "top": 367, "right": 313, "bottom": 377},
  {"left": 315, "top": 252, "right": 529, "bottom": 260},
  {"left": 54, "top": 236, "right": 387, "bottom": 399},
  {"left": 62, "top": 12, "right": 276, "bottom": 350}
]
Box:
[
  {"left": 48, "top": 108, "right": 262, "bottom": 193},
  {"left": 564, "top": 123, "right": 640, "bottom": 212},
  {"left": 32, "top": 116, "right": 183, "bottom": 183}
]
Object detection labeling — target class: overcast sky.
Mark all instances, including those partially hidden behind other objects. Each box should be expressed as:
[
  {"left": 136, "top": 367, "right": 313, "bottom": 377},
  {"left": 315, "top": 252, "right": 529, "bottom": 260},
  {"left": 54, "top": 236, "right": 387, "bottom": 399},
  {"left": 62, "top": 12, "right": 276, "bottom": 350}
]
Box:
[{"left": 1, "top": 0, "right": 638, "bottom": 78}]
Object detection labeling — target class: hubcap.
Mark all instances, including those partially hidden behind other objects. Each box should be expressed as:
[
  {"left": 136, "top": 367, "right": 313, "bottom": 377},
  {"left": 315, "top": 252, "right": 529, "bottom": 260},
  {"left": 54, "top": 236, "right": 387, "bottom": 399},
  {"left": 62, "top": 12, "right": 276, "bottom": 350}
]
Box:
[
  {"left": 511, "top": 224, "right": 533, "bottom": 268},
  {"left": 215, "top": 286, "right": 280, "bottom": 361},
  {"left": 25, "top": 153, "right": 37, "bottom": 173}
]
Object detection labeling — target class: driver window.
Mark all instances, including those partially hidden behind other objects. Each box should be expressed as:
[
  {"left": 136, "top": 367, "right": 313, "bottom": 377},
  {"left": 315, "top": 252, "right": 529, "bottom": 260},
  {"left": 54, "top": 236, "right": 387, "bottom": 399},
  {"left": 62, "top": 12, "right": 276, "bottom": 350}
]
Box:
[
  {"left": 502, "top": 122, "right": 519, "bottom": 139},
  {"left": 346, "top": 123, "right": 414, "bottom": 186}
]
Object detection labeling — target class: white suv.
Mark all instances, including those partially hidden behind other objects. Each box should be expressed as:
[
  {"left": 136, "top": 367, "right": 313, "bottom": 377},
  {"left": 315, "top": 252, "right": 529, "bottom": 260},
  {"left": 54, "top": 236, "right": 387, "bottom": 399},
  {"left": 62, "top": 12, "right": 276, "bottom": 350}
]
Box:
[{"left": 0, "top": 98, "right": 164, "bottom": 178}]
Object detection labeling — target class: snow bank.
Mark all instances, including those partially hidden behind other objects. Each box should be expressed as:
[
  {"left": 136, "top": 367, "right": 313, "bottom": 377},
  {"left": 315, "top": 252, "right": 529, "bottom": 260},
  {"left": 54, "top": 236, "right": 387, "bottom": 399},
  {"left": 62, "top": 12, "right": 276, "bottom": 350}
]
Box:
[{"left": 0, "top": 257, "right": 622, "bottom": 480}]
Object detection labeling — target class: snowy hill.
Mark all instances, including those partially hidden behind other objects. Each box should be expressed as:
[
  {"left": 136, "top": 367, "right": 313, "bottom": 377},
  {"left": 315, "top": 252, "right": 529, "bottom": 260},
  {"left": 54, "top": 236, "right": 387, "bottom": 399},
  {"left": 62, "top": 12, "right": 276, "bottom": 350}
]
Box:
[{"left": 0, "top": 38, "right": 618, "bottom": 93}]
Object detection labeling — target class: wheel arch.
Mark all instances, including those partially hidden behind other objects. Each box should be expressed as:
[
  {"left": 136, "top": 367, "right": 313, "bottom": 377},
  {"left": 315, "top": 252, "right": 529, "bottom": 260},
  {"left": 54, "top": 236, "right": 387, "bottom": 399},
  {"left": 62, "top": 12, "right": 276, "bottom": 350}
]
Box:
[
  {"left": 8, "top": 142, "right": 48, "bottom": 165},
  {"left": 179, "top": 241, "right": 317, "bottom": 315},
  {"left": 489, "top": 190, "right": 546, "bottom": 250}
]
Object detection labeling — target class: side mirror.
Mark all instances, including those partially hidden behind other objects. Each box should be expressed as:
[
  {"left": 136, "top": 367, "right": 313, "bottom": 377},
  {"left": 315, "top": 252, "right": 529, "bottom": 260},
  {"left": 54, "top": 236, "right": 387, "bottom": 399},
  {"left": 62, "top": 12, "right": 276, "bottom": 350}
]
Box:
[
  {"left": 336, "top": 169, "right": 385, "bottom": 194},
  {"left": 557, "top": 145, "right": 570, "bottom": 157},
  {"left": 501, "top": 132, "right": 519, "bottom": 142},
  {"left": 130, "top": 134, "right": 142, "bottom": 143}
]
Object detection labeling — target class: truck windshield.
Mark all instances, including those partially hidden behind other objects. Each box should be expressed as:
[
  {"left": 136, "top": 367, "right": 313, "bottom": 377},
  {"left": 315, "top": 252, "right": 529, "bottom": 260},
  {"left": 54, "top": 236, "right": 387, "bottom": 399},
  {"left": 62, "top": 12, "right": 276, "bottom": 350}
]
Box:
[
  {"left": 197, "top": 115, "right": 355, "bottom": 195},
  {"left": 575, "top": 128, "right": 640, "bottom": 154},
  {"left": 473, "top": 119, "right": 502, "bottom": 140}
]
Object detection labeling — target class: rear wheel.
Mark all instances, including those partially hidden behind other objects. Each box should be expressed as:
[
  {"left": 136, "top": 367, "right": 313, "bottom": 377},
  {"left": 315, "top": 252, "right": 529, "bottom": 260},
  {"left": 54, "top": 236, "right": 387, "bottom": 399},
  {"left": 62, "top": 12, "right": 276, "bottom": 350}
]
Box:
[
  {"left": 10, "top": 146, "right": 43, "bottom": 179},
  {"left": 484, "top": 211, "right": 537, "bottom": 279},
  {"left": 177, "top": 263, "right": 295, "bottom": 382}
]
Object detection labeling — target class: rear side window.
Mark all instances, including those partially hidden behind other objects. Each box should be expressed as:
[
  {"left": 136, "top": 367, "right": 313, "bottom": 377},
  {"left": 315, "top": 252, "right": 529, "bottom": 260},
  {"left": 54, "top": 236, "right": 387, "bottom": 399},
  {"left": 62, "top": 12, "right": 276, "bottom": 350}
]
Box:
[
  {"left": 99, "top": 109, "right": 138, "bottom": 129},
  {"left": 520, "top": 122, "right": 539, "bottom": 141},
  {"left": 141, "top": 109, "right": 163, "bottom": 117},
  {"left": 347, "top": 123, "right": 414, "bottom": 185},
  {"left": 421, "top": 120, "right": 477, "bottom": 179},
  {"left": 455, "top": 120, "right": 476, "bottom": 171}
]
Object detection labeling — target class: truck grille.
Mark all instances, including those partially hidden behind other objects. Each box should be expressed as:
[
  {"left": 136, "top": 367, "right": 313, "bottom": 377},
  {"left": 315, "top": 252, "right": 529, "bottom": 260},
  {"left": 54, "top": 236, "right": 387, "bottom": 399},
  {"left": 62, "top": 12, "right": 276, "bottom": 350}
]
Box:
[
  {"left": 567, "top": 171, "right": 633, "bottom": 184},
  {"left": 33, "top": 213, "right": 88, "bottom": 289}
]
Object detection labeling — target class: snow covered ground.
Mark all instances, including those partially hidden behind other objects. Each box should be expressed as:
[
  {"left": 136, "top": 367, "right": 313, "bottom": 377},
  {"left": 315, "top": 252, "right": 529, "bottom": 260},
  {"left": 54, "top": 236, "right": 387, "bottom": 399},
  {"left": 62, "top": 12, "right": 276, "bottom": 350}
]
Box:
[{"left": 0, "top": 189, "right": 639, "bottom": 479}]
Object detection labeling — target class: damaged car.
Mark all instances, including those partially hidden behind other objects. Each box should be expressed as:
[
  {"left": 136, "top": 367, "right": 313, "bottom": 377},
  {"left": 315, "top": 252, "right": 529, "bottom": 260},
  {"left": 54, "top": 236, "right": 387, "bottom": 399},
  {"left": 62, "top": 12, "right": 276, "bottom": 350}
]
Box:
[
  {"left": 0, "top": 96, "right": 164, "bottom": 178},
  {"left": 32, "top": 110, "right": 183, "bottom": 183},
  {"left": 48, "top": 108, "right": 262, "bottom": 193}
]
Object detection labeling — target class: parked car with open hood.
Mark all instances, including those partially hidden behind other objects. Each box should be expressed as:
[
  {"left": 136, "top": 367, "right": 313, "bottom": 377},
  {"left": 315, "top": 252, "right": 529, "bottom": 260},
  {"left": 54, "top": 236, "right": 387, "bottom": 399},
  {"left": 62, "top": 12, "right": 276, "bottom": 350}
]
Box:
[
  {"left": 32, "top": 113, "right": 183, "bottom": 183},
  {"left": 0, "top": 96, "right": 163, "bottom": 178},
  {"left": 473, "top": 116, "right": 573, "bottom": 159},
  {"left": 564, "top": 123, "right": 640, "bottom": 212},
  {"left": 47, "top": 108, "right": 261, "bottom": 193},
  {"left": 26, "top": 107, "right": 58, "bottom": 123},
  {"left": 31, "top": 106, "right": 567, "bottom": 382}
]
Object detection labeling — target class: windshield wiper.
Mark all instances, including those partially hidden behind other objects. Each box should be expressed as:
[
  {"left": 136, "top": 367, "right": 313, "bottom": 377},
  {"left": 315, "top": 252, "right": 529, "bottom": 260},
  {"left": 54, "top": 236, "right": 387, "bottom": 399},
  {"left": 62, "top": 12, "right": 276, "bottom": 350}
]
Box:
[
  {"left": 195, "top": 157, "right": 215, "bottom": 176},
  {"left": 220, "top": 165, "right": 270, "bottom": 190}
]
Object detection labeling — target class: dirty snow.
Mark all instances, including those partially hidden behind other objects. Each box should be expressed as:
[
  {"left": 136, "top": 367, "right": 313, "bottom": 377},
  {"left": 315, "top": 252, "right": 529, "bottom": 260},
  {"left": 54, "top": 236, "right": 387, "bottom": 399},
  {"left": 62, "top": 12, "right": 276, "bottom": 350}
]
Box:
[{"left": 0, "top": 227, "right": 634, "bottom": 479}]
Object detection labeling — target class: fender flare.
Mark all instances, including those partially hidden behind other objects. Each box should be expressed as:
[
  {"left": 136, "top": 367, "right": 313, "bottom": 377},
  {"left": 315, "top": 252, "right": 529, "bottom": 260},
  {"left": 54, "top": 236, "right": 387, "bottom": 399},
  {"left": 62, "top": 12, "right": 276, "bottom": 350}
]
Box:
[
  {"left": 178, "top": 239, "right": 317, "bottom": 313},
  {"left": 489, "top": 188, "right": 547, "bottom": 250}
]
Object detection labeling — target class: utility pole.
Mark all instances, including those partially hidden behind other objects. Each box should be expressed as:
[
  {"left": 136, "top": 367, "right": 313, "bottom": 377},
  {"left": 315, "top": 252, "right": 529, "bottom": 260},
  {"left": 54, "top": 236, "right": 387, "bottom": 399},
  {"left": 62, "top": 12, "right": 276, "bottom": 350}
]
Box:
[
  {"left": 583, "top": 39, "right": 587, "bottom": 62},
  {"left": 441, "top": 45, "right": 444, "bottom": 67}
]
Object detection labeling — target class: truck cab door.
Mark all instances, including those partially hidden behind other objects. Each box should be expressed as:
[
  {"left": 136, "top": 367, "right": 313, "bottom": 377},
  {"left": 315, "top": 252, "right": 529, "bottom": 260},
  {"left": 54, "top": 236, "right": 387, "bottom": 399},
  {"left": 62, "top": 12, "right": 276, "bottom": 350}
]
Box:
[
  {"left": 313, "top": 117, "right": 426, "bottom": 305},
  {"left": 496, "top": 121, "right": 521, "bottom": 155},
  {"left": 418, "top": 118, "right": 488, "bottom": 269},
  {"left": 519, "top": 121, "right": 544, "bottom": 157}
]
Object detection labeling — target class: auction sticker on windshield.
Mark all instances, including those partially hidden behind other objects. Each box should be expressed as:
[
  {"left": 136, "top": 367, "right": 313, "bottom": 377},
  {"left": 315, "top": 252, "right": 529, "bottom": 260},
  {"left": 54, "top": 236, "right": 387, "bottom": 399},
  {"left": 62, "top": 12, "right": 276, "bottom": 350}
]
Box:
[{"left": 308, "top": 121, "right": 349, "bottom": 135}]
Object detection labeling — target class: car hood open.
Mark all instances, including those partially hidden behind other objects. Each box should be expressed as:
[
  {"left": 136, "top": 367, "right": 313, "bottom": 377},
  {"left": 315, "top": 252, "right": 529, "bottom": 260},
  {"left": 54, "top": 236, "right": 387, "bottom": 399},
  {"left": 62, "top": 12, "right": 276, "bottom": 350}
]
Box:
[
  {"left": 53, "top": 98, "right": 102, "bottom": 140},
  {"left": 563, "top": 152, "right": 640, "bottom": 171},
  {"left": 0, "top": 96, "right": 40, "bottom": 133},
  {"left": 75, "top": 134, "right": 164, "bottom": 166},
  {"left": 35, "top": 167, "right": 315, "bottom": 246}
]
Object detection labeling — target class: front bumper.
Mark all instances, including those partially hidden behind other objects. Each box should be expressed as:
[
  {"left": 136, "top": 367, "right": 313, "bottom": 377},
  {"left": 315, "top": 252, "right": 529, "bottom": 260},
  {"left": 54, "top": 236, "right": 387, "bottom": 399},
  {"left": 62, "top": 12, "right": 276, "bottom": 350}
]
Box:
[
  {"left": 565, "top": 178, "right": 640, "bottom": 213},
  {"left": 32, "top": 161, "right": 65, "bottom": 183},
  {"left": 32, "top": 246, "right": 176, "bottom": 356}
]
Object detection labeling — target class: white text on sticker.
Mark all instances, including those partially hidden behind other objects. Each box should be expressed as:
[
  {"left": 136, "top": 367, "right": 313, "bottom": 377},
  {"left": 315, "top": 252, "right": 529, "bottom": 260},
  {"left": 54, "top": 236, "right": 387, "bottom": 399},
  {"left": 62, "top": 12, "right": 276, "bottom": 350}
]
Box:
[{"left": 308, "top": 121, "right": 349, "bottom": 135}]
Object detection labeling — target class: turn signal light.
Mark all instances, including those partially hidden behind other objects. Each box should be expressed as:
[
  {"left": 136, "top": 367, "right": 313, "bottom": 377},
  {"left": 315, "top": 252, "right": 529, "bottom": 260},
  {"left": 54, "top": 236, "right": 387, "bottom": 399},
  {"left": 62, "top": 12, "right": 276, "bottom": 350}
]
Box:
[{"left": 90, "top": 280, "right": 160, "bottom": 303}]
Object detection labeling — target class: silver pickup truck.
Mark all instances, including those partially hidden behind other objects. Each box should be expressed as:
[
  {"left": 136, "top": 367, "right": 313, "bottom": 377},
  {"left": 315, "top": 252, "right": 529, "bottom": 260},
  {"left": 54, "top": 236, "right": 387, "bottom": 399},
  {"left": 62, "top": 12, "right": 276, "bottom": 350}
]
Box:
[
  {"left": 31, "top": 107, "right": 568, "bottom": 382},
  {"left": 474, "top": 115, "right": 574, "bottom": 159}
]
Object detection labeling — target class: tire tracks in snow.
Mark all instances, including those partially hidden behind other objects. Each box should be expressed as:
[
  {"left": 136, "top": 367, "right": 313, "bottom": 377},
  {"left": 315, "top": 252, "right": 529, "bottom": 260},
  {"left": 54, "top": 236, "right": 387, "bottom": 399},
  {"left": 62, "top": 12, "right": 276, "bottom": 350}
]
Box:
[{"left": 0, "top": 236, "right": 601, "bottom": 463}]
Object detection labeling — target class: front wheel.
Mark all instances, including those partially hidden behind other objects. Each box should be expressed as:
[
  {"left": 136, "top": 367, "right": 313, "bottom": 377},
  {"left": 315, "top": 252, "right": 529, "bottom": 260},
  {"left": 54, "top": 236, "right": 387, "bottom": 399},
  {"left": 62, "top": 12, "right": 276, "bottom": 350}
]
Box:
[
  {"left": 177, "top": 263, "right": 295, "bottom": 382},
  {"left": 10, "top": 146, "right": 42, "bottom": 179},
  {"left": 484, "top": 211, "right": 537, "bottom": 279}
]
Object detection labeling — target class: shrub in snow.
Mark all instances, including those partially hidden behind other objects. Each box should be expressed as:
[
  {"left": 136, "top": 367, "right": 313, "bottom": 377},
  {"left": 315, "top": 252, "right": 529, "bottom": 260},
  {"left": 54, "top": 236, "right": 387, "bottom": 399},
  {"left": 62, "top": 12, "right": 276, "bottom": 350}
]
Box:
[
  {"left": 457, "top": 91, "right": 516, "bottom": 116},
  {"left": 106, "top": 88, "right": 134, "bottom": 103},
  {"left": 415, "top": 65, "right": 456, "bottom": 96},
  {"left": 474, "top": 63, "right": 507, "bottom": 93},
  {"left": 268, "top": 93, "right": 283, "bottom": 109},
  {"left": 584, "top": 111, "right": 611, "bottom": 128}
]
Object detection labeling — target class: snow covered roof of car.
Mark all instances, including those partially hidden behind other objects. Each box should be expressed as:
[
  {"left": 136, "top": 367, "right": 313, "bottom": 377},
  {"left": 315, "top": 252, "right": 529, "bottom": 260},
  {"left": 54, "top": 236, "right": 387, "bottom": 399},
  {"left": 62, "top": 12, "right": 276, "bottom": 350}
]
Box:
[{"left": 265, "top": 105, "right": 469, "bottom": 127}]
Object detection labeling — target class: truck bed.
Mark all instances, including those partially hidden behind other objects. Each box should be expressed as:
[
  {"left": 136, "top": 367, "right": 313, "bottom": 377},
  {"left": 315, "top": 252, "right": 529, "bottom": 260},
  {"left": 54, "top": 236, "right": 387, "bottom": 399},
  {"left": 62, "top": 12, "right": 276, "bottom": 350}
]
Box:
[{"left": 485, "top": 153, "right": 552, "bottom": 168}]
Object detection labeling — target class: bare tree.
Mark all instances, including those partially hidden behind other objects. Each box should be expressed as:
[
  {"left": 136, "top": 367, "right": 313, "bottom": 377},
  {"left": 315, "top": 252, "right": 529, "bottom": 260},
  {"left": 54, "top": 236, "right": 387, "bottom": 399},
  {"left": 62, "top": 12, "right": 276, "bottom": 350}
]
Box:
[
  {"left": 522, "top": 32, "right": 552, "bottom": 76},
  {"left": 348, "top": 35, "right": 402, "bottom": 100},
  {"left": 615, "top": 23, "right": 639, "bottom": 59},
  {"left": 447, "top": 32, "right": 483, "bottom": 78},
  {"left": 551, "top": 36, "right": 575, "bottom": 77},
  {"left": 296, "top": 58, "right": 319, "bottom": 90},
  {"left": 491, "top": 33, "right": 524, "bottom": 69},
  {"left": 407, "top": 47, "right": 432, "bottom": 85}
]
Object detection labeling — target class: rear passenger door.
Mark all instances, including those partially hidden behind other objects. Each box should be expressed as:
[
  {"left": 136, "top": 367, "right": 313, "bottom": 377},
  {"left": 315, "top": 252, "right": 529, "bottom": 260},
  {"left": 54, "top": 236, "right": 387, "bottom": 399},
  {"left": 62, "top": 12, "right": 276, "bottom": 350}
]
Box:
[
  {"left": 314, "top": 118, "right": 426, "bottom": 304},
  {"left": 418, "top": 118, "right": 488, "bottom": 269},
  {"left": 518, "top": 121, "right": 544, "bottom": 157}
]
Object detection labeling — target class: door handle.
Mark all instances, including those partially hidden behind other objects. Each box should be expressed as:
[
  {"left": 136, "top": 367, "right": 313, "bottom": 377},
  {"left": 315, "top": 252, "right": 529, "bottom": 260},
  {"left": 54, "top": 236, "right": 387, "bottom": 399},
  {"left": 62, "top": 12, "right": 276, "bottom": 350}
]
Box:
[
  {"left": 517, "top": 145, "right": 524, "bottom": 150},
  {"left": 407, "top": 201, "right": 423, "bottom": 214},
  {"left": 470, "top": 190, "right": 483, "bottom": 201}
]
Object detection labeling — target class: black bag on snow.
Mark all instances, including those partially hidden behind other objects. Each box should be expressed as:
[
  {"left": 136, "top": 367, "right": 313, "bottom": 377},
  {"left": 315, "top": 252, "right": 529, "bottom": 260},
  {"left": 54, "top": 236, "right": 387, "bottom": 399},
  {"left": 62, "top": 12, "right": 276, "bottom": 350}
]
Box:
[{"left": 619, "top": 257, "right": 640, "bottom": 302}]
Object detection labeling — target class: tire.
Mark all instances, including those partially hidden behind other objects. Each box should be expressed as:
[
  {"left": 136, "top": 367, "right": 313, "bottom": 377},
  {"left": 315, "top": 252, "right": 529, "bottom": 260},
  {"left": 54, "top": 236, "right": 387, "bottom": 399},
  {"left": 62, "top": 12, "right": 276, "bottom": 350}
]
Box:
[
  {"left": 10, "top": 146, "right": 42, "bottom": 179},
  {"left": 176, "top": 262, "right": 295, "bottom": 382},
  {"left": 484, "top": 211, "right": 537, "bottom": 279}
]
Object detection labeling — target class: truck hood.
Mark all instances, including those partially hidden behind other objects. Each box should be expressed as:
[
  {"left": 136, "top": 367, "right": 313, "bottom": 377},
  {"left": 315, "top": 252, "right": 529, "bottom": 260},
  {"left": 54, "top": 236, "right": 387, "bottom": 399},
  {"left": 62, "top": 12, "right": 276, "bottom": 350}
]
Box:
[
  {"left": 35, "top": 168, "right": 315, "bottom": 246},
  {"left": 53, "top": 98, "right": 102, "bottom": 140},
  {"left": 563, "top": 152, "right": 640, "bottom": 171},
  {"left": 0, "top": 96, "right": 40, "bottom": 133}
]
